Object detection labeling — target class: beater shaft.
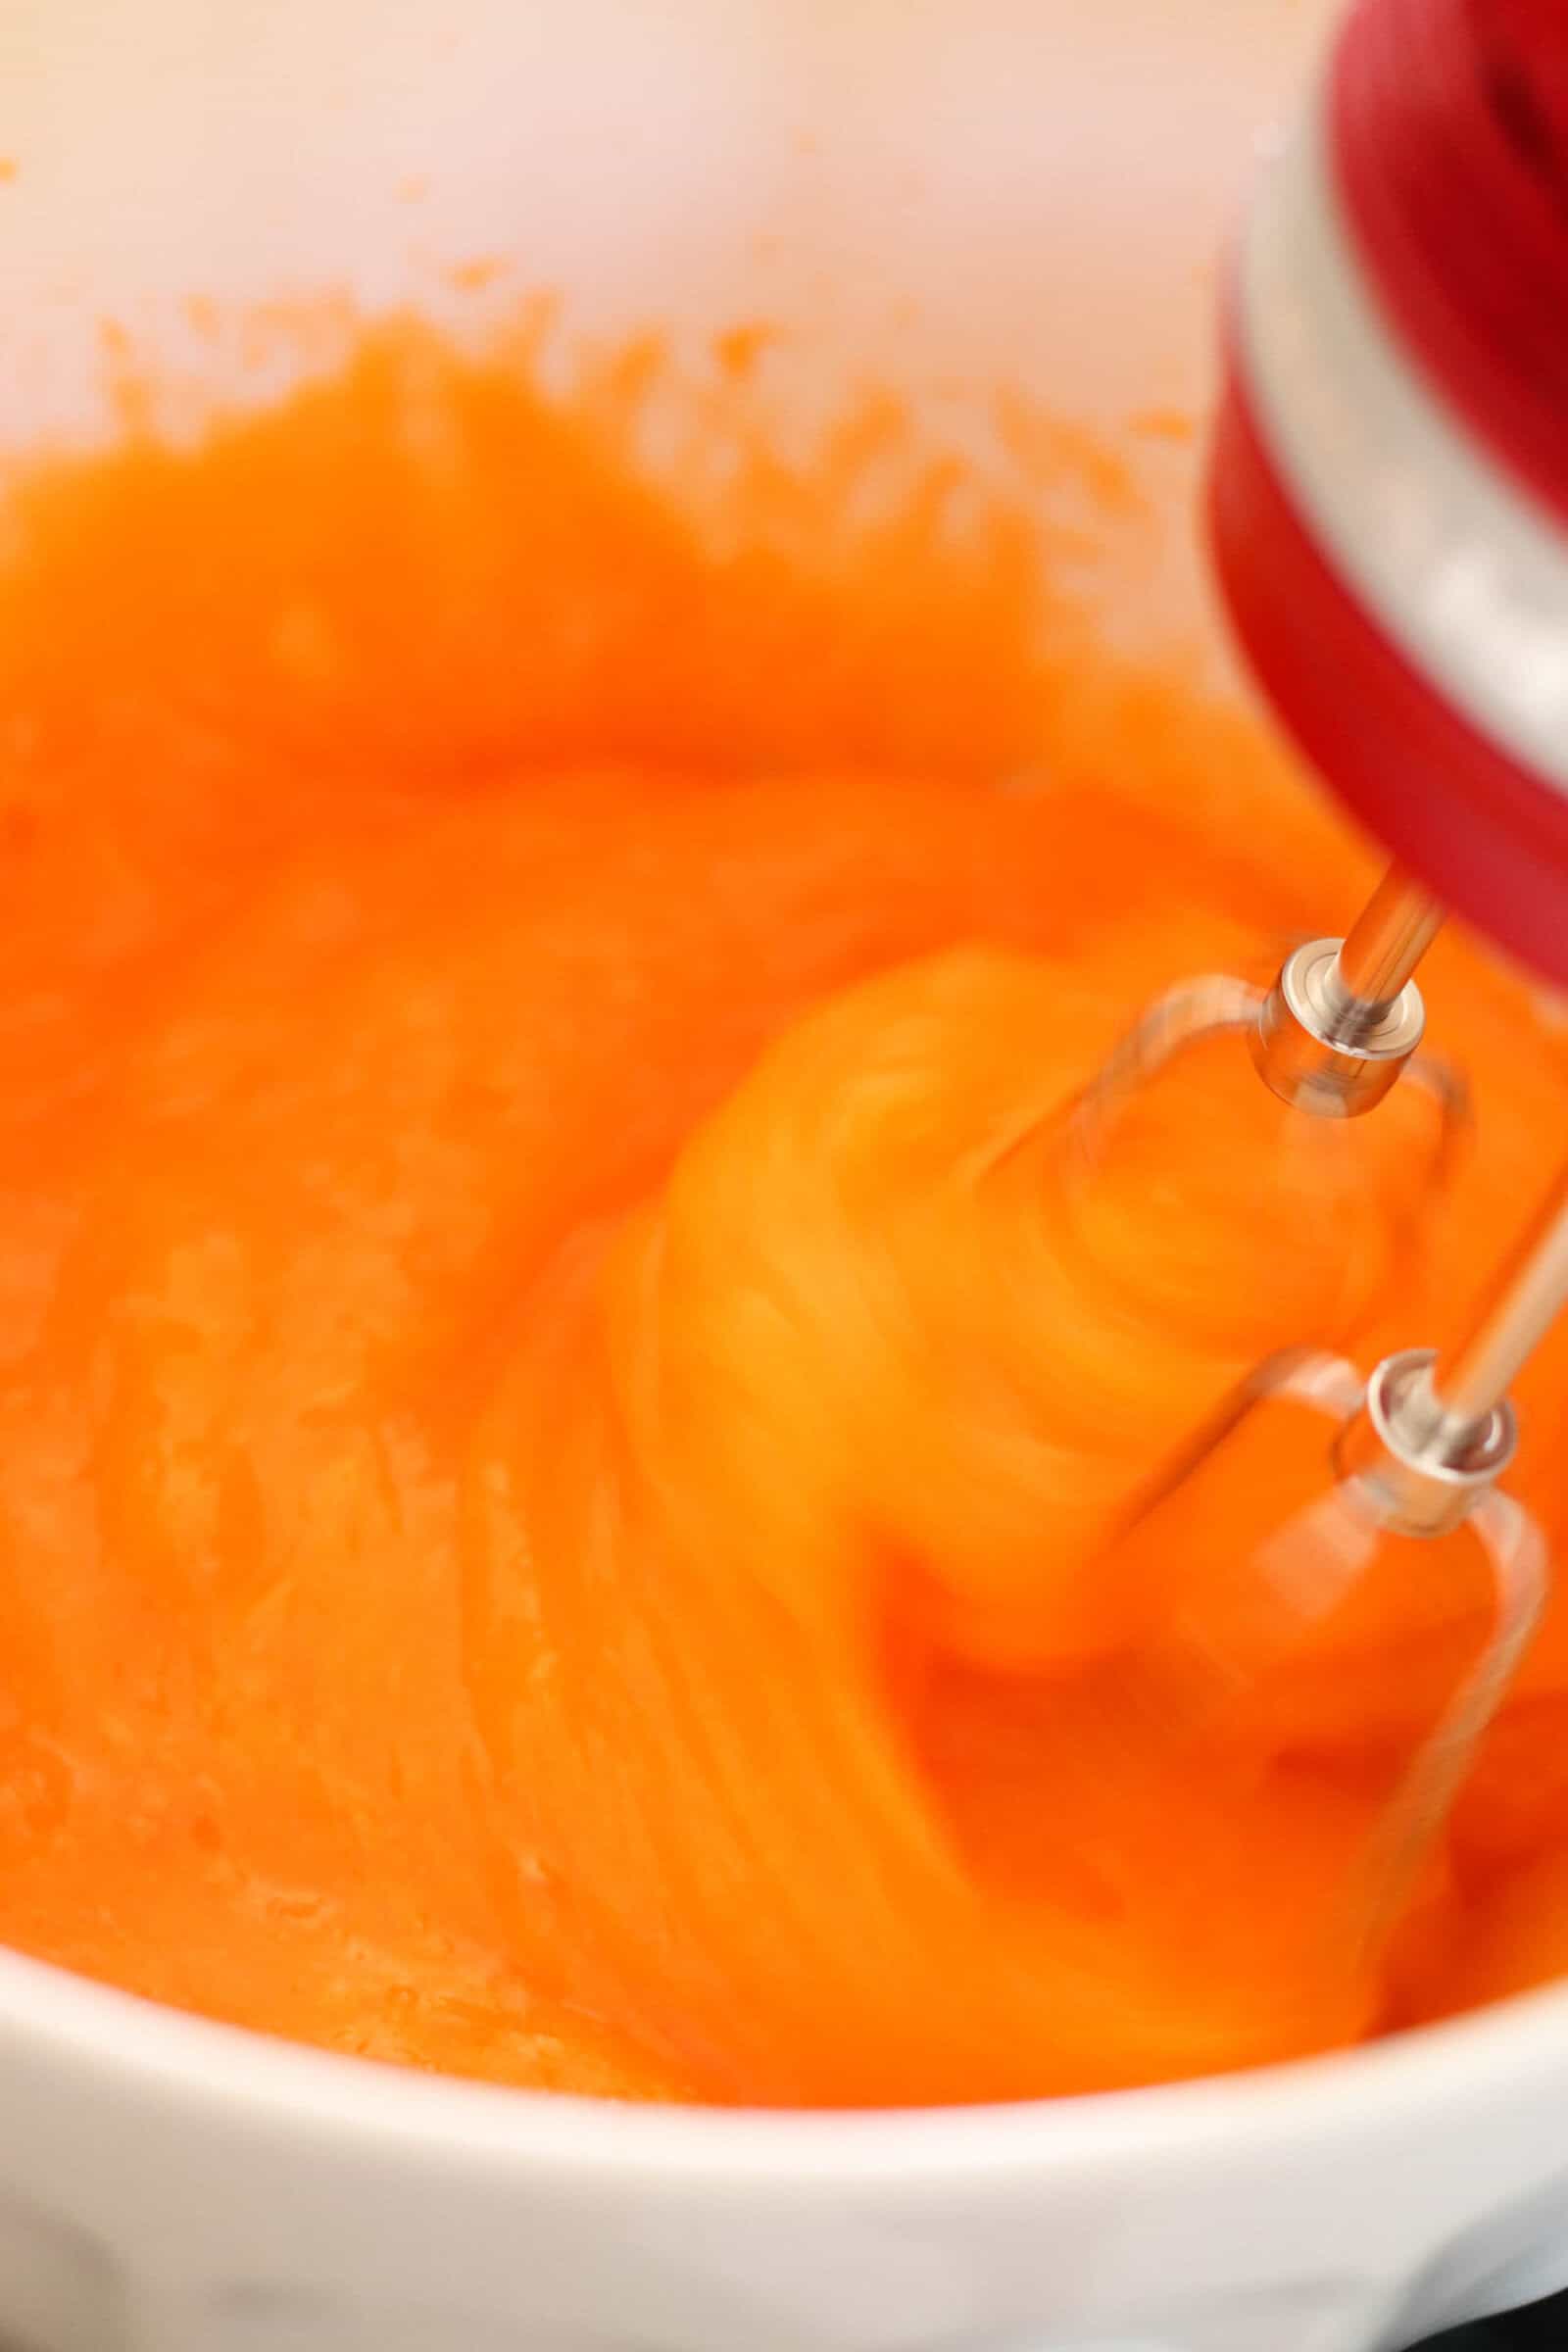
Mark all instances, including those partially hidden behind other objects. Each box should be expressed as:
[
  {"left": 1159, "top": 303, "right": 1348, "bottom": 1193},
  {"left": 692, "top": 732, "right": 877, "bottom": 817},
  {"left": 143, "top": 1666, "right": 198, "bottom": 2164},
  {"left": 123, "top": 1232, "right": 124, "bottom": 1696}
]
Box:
[
  {"left": 1438, "top": 1167, "right": 1568, "bottom": 1434},
  {"left": 1253, "top": 865, "right": 1446, "bottom": 1117},
  {"left": 1340, "top": 1161, "right": 1568, "bottom": 1539},
  {"left": 1333, "top": 871, "right": 1446, "bottom": 1025}
]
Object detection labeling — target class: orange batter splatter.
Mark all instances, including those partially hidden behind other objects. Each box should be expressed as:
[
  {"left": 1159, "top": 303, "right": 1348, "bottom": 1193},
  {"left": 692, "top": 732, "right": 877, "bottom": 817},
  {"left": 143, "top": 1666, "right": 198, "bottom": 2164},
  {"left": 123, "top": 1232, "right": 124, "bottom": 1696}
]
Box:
[{"left": 0, "top": 321, "right": 1565, "bottom": 2104}]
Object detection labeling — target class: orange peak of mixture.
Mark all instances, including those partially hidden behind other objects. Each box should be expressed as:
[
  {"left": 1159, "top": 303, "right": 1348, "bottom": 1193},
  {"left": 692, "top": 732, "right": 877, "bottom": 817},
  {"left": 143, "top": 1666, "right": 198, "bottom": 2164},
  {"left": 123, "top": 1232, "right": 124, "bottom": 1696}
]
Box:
[{"left": 2, "top": 323, "right": 1568, "bottom": 2105}]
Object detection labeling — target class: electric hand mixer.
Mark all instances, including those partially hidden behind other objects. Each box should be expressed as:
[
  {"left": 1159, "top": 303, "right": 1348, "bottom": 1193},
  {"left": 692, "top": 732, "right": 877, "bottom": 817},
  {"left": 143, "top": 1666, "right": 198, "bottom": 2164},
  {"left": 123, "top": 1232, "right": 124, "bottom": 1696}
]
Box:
[
  {"left": 1210, "top": 0, "right": 1568, "bottom": 1538},
  {"left": 1044, "top": 0, "right": 1568, "bottom": 2002}
]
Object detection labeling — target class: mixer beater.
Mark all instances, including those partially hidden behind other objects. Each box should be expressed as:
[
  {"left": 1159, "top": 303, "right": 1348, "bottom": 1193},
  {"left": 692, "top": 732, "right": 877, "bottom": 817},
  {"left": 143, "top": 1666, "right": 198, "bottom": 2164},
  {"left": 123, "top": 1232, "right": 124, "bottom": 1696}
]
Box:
[
  {"left": 1051, "top": 858, "right": 1464, "bottom": 1377},
  {"left": 1060, "top": 1159, "right": 1564, "bottom": 1992}
]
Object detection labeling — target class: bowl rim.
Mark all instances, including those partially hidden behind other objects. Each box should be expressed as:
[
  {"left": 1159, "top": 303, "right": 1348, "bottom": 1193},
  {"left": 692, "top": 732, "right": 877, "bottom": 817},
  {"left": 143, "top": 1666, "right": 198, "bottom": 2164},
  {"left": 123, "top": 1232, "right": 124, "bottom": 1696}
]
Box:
[{"left": 2, "top": 1935, "right": 1566, "bottom": 2186}]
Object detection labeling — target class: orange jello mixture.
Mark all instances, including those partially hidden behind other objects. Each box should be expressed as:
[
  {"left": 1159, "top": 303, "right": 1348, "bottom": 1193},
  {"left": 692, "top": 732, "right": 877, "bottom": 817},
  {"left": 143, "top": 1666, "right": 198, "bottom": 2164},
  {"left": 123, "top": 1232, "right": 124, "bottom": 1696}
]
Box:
[{"left": 2, "top": 322, "right": 1568, "bottom": 2105}]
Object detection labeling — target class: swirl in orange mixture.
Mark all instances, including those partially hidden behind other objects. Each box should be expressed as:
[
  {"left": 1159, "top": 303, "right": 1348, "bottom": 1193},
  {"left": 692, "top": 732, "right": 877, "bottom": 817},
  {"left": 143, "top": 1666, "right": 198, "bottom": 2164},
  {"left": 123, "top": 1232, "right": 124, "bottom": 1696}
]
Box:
[{"left": 2, "top": 326, "right": 1568, "bottom": 2104}]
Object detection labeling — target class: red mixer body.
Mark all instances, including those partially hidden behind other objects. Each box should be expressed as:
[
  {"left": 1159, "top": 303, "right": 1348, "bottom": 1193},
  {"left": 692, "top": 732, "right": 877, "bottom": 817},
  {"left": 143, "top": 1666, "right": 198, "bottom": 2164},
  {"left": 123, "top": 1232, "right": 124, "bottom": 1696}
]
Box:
[{"left": 1209, "top": 0, "right": 1568, "bottom": 984}]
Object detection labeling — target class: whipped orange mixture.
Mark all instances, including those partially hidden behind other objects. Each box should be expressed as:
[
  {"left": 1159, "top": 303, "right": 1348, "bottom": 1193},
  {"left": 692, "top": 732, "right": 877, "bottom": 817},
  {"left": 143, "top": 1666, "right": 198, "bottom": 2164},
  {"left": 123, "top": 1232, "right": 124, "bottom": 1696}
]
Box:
[{"left": 2, "top": 325, "right": 1567, "bottom": 2104}]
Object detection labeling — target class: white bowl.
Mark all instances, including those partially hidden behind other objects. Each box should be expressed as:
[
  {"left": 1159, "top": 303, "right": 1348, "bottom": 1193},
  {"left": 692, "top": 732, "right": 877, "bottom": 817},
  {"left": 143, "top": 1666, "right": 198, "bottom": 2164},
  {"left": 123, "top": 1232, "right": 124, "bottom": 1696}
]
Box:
[
  {"left": 4, "top": 1, "right": 1566, "bottom": 2344},
  {"left": 5, "top": 1938, "right": 1568, "bottom": 2349}
]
